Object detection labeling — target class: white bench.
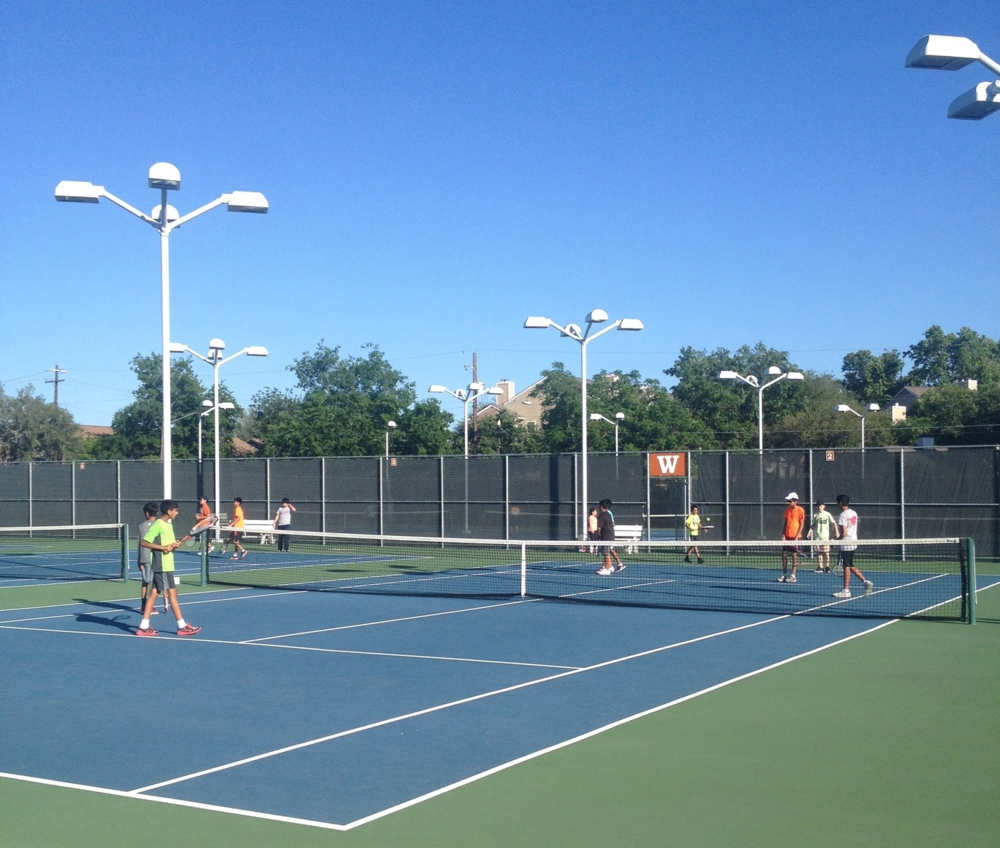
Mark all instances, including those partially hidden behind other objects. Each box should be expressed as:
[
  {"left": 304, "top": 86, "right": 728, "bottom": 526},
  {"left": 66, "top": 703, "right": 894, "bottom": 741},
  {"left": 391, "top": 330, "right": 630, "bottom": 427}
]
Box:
[
  {"left": 615, "top": 524, "right": 644, "bottom": 554},
  {"left": 240, "top": 519, "right": 276, "bottom": 545}
]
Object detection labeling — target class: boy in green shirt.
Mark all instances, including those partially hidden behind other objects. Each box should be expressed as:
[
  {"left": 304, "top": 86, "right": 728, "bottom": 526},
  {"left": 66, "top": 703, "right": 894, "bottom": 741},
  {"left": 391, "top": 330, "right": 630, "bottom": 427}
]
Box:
[
  {"left": 807, "top": 501, "right": 837, "bottom": 573},
  {"left": 136, "top": 500, "right": 201, "bottom": 637}
]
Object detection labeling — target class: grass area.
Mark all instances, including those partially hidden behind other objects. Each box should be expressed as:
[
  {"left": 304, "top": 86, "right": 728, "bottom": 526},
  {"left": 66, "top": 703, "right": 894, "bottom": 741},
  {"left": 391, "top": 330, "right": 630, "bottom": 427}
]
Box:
[
  {"left": 1, "top": 584, "right": 997, "bottom": 847},
  {"left": 0, "top": 576, "right": 218, "bottom": 612}
]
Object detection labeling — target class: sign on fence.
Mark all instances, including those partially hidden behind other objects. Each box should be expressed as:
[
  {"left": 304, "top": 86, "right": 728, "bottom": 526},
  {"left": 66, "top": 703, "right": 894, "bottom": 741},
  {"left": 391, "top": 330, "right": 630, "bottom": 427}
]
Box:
[{"left": 649, "top": 452, "right": 687, "bottom": 477}]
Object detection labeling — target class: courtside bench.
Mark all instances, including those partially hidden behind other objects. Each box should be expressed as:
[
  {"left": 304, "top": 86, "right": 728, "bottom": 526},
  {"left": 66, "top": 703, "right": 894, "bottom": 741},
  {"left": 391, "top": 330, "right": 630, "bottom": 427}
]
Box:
[
  {"left": 616, "top": 524, "right": 643, "bottom": 554},
  {"left": 241, "top": 519, "right": 276, "bottom": 545}
]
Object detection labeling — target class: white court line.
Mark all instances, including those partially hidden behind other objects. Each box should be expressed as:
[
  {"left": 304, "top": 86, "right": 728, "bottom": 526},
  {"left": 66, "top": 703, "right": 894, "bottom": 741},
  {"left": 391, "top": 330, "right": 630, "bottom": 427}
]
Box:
[
  {"left": 793, "top": 573, "right": 951, "bottom": 615},
  {"left": 0, "top": 586, "right": 250, "bottom": 614},
  {"left": 242, "top": 598, "right": 537, "bottom": 643},
  {"left": 130, "top": 614, "right": 787, "bottom": 794},
  {"left": 557, "top": 578, "right": 677, "bottom": 599},
  {"left": 0, "top": 615, "right": 893, "bottom": 833}
]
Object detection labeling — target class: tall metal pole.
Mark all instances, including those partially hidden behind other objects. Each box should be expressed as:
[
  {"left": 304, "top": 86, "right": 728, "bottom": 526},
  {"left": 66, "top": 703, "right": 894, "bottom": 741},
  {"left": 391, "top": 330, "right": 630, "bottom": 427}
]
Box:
[
  {"left": 580, "top": 339, "right": 589, "bottom": 540},
  {"left": 758, "top": 385, "right": 765, "bottom": 539},
  {"left": 213, "top": 355, "right": 221, "bottom": 525},
  {"left": 463, "top": 395, "right": 471, "bottom": 457},
  {"left": 160, "top": 222, "right": 172, "bottom": 498}
]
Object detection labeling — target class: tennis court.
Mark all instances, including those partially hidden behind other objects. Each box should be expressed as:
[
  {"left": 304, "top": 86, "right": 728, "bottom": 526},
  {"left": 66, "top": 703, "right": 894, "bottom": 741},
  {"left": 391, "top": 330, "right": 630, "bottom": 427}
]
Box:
[{"left": 1, "top": 529, "right": 998, "bottom": 845}]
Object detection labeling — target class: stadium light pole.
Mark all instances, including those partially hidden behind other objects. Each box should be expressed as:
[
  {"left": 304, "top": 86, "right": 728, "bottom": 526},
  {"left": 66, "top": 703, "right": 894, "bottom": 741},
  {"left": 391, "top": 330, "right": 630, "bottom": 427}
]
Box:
[
  {"left": 720, "top": 367, "right": 805, "bottom": 539},
  {"left": 428, "top": 383, "right": 504, "bottom": 456},
  {"left": 55, "top": 163, "right": 268, "bottom": 499},
  {"left": 385, "top": 421, "right": 397, "bottom": 458},
  {"left": 199, "top": 401, "right": 235, "bottom": 463},
  {"left": 589, "top": 412, "right": 626, "bottom": 455},
  {"left": 525, "top": 310, "right": 644, "bottom": 539},
  {"left": 171, "top": 339, "right": 268, "bottom": 524},
  {"left": 835, "top": 403, "right": 880, "bottom": 452},
  {"left": 906, "top": 35, "right": 1000, "bottom": 119}
]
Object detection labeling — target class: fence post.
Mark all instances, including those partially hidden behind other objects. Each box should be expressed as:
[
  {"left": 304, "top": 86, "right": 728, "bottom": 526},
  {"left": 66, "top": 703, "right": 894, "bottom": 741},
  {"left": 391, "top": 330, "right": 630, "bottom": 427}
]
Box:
[
  {"left": 440, "top": 455, "right": 445, "bottom": 539},
  {"left": 645, "top": 452, "right": 651, "bottom": 541},
  {"left": 116, "top": 460, "right": 122, "bottom": 525},
  {"left": 266, "top": 458, "right": 271, "bottom": 519},
  {"left": 378, "top": 457, "right": 384, "bottom": 543},
  {"left": 505, "top": 454, "right": 510, "bottom": 541},
  {"left": 321, "top": 457, "right": 327, "bottom": 536},
  {"left": 71, "top": 462, "right": 77, "bottom": 537},
  {"left": 520, "top": 543, "right": 527, "bottom": 597},
  {"left": 900, "top": 449, "right": 906, "bottom": 561},
  {"left": 724, "top": 450, "right": 731, "bottom": 550}
]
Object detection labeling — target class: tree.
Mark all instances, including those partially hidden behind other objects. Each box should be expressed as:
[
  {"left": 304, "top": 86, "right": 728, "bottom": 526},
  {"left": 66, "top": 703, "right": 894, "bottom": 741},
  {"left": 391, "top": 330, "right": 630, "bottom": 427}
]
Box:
[
  {"left": 476, "top": 409, "right": 546, "bottom": 455},
  {"left": 0, "top": 384, "right": 80, "bottom": 461},
  {"left": 396, "top": 400, "right": 458, "bottom": 455},
  {"left": 841, "top": 349, "right": 905, "bottom": 404},
  {"left": 906, "top": 325, "right": 1000, "bottom": 386},
  {"left": 906, "top": 383, "right": 1000, "bottom": 445},
  {"left": 666, "top": 343, "right": 808, "bottom": 448},
  {"left": 86, "top": 353, "right": 239, "bottom": 459}
]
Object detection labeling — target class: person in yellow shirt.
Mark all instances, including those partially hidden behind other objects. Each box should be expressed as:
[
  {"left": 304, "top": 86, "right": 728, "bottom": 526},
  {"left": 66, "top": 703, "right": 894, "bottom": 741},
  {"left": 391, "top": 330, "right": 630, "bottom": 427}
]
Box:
[
  {"left": 684, "top": 505, "right": 705, "bottom": 564},
  {"left": 778, "top": 492, "right": 806, "bottom": 583}
]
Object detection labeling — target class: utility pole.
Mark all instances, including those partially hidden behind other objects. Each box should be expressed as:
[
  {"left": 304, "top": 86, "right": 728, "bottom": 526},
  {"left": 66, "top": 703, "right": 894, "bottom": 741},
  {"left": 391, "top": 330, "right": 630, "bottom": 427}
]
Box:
[
  {"left": 46, "top": 364, "right": 67, "bottom": 406},
  {"left": 471, "top": 350, "right": 479, "bottom": 454}
]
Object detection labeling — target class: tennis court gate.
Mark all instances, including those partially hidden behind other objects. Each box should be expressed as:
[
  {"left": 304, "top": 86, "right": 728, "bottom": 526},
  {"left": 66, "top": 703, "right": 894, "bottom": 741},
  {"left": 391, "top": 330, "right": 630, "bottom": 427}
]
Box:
[{"left": 0, "top": 446, "right": 997, "bottom": 554}]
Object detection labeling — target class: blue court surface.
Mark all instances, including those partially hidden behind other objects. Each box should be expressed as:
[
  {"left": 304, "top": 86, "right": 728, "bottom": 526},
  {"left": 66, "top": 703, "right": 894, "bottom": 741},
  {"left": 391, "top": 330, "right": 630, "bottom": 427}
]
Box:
[{"left": 0, "top": 581, "right": 995, "bottom": 831}]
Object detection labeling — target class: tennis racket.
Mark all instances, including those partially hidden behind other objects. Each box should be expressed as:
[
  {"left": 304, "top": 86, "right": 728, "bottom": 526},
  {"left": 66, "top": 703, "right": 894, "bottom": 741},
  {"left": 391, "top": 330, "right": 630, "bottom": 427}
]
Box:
[{"left": 180, "top": 514, "right": 218, "bottom": 549}]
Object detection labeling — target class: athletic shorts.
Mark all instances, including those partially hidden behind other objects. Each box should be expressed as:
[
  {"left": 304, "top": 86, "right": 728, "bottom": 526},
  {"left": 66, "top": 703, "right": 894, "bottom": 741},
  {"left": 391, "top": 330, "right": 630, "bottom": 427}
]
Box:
[
  {"left": 228, "top": 531, "right": 244, "bottom": 543},
  {"left": 841, "top": 550, "right": 855, "bottom": 568},
  {"left": 598, "top": 544, "right": 616, "bottom": 555},
  {"left": 782, "top": 536, "right": 800, "bottom": 553},
  {"left": 815, "top": 544, "right": 830, "bottom": 554},
  {"left": 138, "top": 561, "right": 153, "bottom": 584},
  {"left": 151, "top": 571, "right": 177, "bottom": 592}
]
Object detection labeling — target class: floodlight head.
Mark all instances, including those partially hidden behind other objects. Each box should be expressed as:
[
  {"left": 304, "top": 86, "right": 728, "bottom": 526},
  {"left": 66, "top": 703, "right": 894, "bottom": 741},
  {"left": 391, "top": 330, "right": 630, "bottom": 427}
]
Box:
[
  {"left": 219, "top": 402, "right": 235, "bottom": 410},
  {"left": 586, "top": 309, "right": 609, "bottom": 324},
  {"left": 469, "top": 382, "right": 485, "bottom": 393},
  {"left": 486, "top": 387, "right": 503, "bottom": 396},
  {"left": 151, "top": 204, "right": 180, "bottom": 223},
  {"left": 387, "top": 421, "right": 397, "bottom": 429},
  {"left": 168, "top": 342, "right": 188, "bottom": 354},
  {"left": 561, "top": 323, "right": 583, "bottom": 339},
  {"left": 589, "top": 413, "right": 603, "bottom": 421},
  {"left": 618, "top": 318, "right": 644, "bottom": 331},
  {"left": 905, "top": 35, "right": 980, "bottom": 71},
  {"left": 948, "top": 81, "right": 1000, "bottom": 120},
  {"left": 615, "top": 412, "right": 625, "bottom": 421},
  {"left": 246, "top": 346, "right": 268, "bottom": 357},
  {"left": 54, "top": 180, "right": 102, "bottom": 203},
  {"left": 834, "top": 404, "right": 852, "bottom": 413},
  {"left": 226, "top": 191, "right": 269, "bottom": 213},
  {"left": 428, "top": 385, "right": 446, "bottom": 393},
  {"left": 202, "top": 399, "right": 214, "bottom": 408},
  {"left": 524, "top": 316, "right": 552, "bottom": 329},
  {"left": 766, "top": 366, "right": 783, "bottom": 376},
  {"left": 867, "top": 403, "right": 880, "bottom": 412},
  {"left": 719, "top": 370, "right": 739, "bottom": 380},
  {"left": 148, "top": 162, "right": 181, "bottom": 190},
  {"left": 209, "top": 338, "right": 226, "bottom": 352},
  {"left": 786, "top": 372, "right": 805, "bottom": 381}
]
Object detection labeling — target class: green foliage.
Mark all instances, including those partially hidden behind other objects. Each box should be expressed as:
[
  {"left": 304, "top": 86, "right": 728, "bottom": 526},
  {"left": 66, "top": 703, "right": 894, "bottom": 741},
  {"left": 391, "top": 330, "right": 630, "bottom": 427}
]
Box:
[
  {"left": 85, "top": 353, "right": 239, "bottom": 460},
  {"left": 841, "top": 349, "right": 905, "bottom": 404},
  {"left": 906, "top": 383, "right": 1000, "bottom": 445},
  {"left": 0, "top": 384, "right": 80, "bottom": 461},
  {"left": 906, "top": 325, "right": 1000, "bottom": 386},
  {"left": 476, "top": 408, "right": 546, "bottom": 455},
  {"left": 396, "top": 400, "right": 458, "bottom": 455},
  {"left": 666, "top": 343, "right": 809, "bottom": 448}
]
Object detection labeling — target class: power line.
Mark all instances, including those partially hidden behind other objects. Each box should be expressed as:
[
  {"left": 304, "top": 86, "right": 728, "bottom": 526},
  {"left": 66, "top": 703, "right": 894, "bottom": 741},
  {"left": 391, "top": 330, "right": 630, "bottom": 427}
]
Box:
[{"left": 45, "top": 364, "right": 68, "bottom": 406}]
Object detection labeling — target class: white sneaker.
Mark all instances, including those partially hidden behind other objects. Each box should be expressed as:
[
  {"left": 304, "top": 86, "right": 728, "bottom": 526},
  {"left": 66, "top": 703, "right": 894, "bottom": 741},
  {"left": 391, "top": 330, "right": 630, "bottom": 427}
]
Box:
[
  {"left": 813, "top": 567, "right": 825, "bottom": 573},
  {"left": 864, "top": 580, "right": 874, "bottom": 595},
  {"left": 595, "top": 567, "right": 613, "bottom": 576},
  {"left": 786, "top": 574, "right": 797, "bottom": 583},
  {"left": 776, "top": 575, "right": 786, "bottom": 583},
  {"left": 231, "top": 553, "right": 238, "bottom": 560},
  {"left": 833, "top": 589, "right": 851, "bottom": 599}
]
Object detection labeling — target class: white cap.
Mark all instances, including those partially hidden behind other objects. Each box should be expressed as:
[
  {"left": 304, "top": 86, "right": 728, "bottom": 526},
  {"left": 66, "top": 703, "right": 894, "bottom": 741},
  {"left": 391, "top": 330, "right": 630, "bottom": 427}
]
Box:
[{"left": 785, "top": 492, "right": 799, "bottom": 501}]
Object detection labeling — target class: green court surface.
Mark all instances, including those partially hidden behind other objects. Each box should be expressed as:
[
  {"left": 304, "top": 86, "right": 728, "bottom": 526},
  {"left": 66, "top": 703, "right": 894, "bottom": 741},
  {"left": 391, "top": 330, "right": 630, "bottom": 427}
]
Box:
[{"left": 2, "top": 584, "right": 998, "bottom": 848}]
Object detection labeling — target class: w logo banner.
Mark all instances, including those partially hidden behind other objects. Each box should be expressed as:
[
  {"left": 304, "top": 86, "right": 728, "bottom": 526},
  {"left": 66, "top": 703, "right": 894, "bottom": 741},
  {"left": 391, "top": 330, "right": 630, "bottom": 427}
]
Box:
[{"left": 649, "top": 452, "right": 687, "bottom": 477}]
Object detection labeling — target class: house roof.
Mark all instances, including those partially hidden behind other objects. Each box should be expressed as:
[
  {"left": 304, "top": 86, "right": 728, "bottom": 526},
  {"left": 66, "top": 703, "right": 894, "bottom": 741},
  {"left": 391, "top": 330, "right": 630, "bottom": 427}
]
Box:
[{"left": 889, "top": 386, "right": 932, "bottom": 410}]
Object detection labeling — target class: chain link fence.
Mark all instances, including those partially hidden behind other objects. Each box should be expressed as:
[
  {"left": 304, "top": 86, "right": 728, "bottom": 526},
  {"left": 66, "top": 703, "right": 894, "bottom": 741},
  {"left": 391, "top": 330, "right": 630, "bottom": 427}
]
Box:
[{"left": 1, "top": 446, "right": 996, "bottom": 555}]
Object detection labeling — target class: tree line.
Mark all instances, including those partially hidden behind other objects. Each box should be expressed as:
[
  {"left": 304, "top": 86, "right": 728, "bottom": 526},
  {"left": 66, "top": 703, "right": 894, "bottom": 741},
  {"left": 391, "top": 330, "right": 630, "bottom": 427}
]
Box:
[{"left": 3, "top": 324, "right": 1000, "bottom": 462}]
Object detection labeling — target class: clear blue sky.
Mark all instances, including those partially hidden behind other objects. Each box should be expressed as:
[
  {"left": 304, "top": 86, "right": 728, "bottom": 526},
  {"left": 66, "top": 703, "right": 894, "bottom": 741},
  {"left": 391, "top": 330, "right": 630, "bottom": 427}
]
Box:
[{"left": 1, "top": 1, "right": 997, "bottom": 426}]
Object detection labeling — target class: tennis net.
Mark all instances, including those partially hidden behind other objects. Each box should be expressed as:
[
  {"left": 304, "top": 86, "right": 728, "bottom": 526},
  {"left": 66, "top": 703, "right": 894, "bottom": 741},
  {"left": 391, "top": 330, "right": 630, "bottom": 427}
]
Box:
[
  {"left": 0, "top": 524, "right": 129, "bottom": 584},
  {"left": 206, "top": 530, "right": 975, "bottom": 622}
]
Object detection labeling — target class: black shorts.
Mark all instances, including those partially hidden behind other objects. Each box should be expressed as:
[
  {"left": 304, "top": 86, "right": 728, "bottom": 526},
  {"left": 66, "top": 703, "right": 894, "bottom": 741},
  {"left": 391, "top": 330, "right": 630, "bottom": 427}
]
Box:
[
  {"left": 841, "top": 550, "right": 855, "bottom": 568},
  {"left": 228, "top": 531, "right": 244, "bottom": 543}
]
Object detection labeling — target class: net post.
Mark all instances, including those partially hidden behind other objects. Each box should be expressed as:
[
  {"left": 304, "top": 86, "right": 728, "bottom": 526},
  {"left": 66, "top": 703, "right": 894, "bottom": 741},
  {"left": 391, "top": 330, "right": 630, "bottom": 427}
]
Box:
[
  {"left": 120, "top": 523, "right": 129, "bottom": 582},
  {"left": 965, "top": 537, "right": 976, "bottom": 625},
  {"left": 520, "top": 543, "right": 527, "bottom": 597},
  {"left": 200, "top": 530, "right": 208, "bottom": 587}
]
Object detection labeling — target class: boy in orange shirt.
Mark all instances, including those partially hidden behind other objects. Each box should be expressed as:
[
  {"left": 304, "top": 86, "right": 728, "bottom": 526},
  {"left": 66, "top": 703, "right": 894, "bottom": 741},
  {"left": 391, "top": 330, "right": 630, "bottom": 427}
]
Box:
[{"left": 778, "top": 492, "right": 805, "bottom": 583}]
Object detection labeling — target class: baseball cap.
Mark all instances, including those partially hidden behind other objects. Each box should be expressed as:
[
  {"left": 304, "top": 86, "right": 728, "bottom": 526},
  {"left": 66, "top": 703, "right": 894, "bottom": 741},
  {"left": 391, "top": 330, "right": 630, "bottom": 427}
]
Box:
[{"left": 785, "top": 492, "right": 799, "bottom": 501}]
